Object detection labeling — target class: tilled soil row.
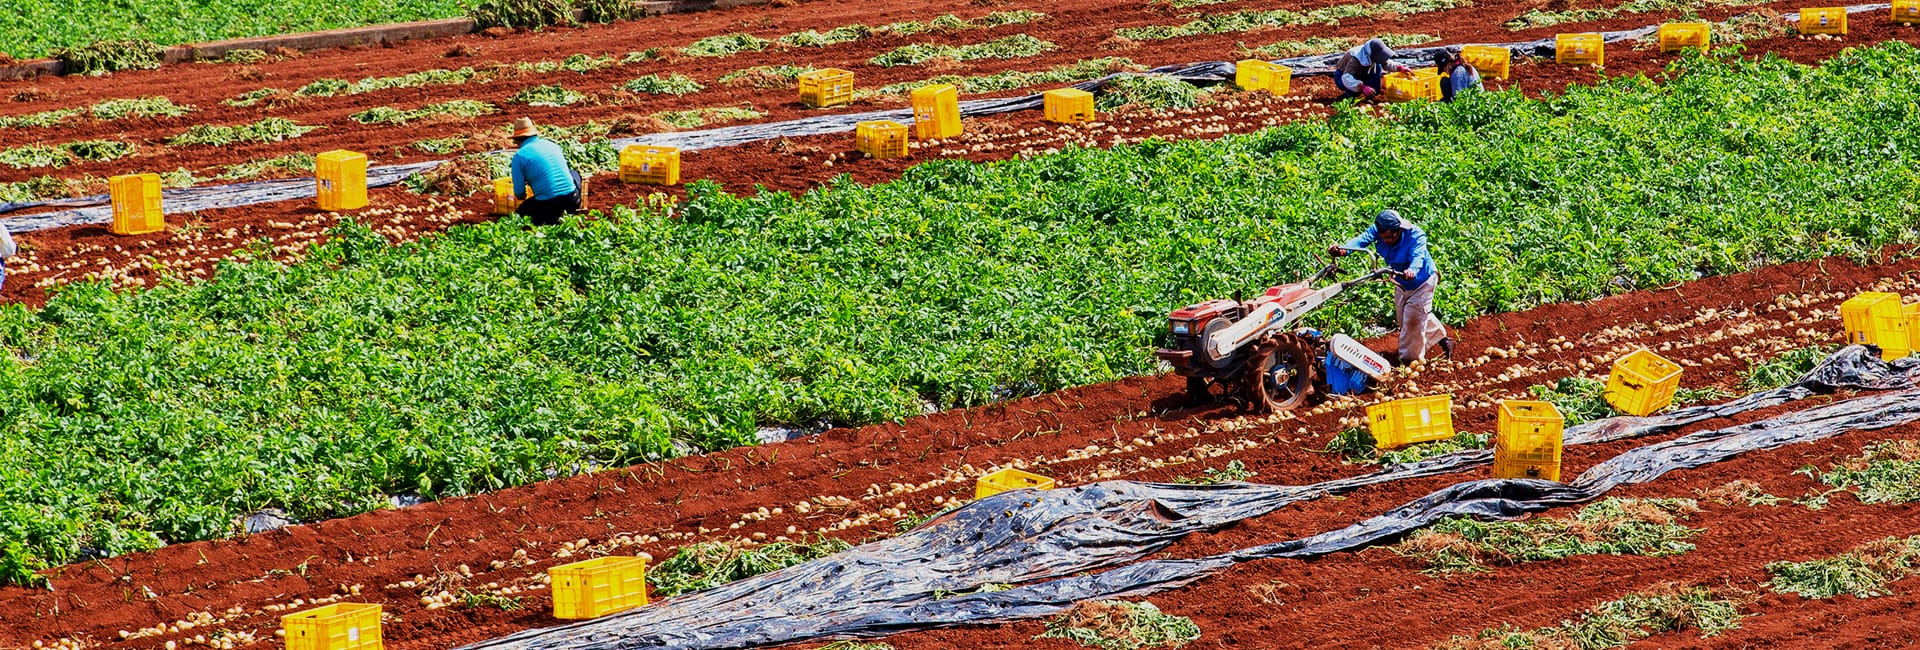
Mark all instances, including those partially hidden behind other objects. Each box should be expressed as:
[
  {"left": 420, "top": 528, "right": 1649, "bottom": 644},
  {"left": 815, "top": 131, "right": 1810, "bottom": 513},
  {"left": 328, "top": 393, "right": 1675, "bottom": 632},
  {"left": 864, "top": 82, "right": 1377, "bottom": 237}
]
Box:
[
  {"left": 866, "top": 421, "right": 1920, "bottom": 650},
  {"left": 2, "top": 14, "right": 1912, "bottom": 306},
  {"left": 5, "top": 247, "right": 1917, "bottom": 648},
  {"left": 0, "top": 0, "right": 1859, "bottom": 184}
]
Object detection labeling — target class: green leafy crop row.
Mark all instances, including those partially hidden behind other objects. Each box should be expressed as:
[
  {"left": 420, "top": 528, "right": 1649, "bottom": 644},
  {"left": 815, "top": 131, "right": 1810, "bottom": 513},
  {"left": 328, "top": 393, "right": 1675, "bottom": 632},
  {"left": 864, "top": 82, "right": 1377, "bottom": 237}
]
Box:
[
  {"left": 1, "top": 1, "right": 475, "bottom": 60},
  {"left": 3, "top": 45, "right": 1920, "bottom": 584},
  {"left": 1116, "top": 0, "right": 1469, "bottom": 41},
  {"left": 868, "top": 34, "right": 1057, "bottom": 68}
]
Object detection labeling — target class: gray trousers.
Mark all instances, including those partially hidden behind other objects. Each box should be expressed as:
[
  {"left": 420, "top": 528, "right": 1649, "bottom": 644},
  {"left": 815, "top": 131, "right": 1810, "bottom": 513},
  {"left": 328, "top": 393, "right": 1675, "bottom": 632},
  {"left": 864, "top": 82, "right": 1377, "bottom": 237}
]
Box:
[{"left": 1393, "top": 274, "right": 1449, "bottom": 361}]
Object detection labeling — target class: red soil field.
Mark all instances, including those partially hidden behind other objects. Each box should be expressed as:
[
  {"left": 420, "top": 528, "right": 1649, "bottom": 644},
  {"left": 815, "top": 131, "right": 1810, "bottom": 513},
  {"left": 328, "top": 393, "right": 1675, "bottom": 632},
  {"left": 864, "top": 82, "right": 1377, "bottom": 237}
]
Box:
[
  {"left": 5, "top": 245, "right": 1918, "bottom": 648},
  {"left": 5, "top": 1, "right": 1920, "bottom": 648}
]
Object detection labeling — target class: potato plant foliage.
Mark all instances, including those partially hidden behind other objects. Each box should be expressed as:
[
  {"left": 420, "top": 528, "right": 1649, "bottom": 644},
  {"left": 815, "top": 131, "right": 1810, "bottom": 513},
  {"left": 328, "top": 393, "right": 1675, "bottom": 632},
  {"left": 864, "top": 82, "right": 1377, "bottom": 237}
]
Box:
[
  {"left": 2, "top": 46, "right": 1920, "bottom": 583},
  {"left": 2, "top": 0, "right": 475, "bottom": 59}
]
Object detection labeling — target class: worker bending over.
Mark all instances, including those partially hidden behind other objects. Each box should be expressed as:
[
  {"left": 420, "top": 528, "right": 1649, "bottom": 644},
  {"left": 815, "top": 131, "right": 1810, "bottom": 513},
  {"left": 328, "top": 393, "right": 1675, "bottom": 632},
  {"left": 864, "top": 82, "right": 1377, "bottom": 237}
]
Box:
[
  {"left": 508, "top": 117, "right": 583, "bottom": 226},
  {"left": 1333, "top": 39, "right": 1411, "bottom": 101},
  {"left": 1432, "top": 49, "right": 1484, "bottom": 102},
  {"left": 1331, "top": 210, "right": 1455, "bottom": 363}
]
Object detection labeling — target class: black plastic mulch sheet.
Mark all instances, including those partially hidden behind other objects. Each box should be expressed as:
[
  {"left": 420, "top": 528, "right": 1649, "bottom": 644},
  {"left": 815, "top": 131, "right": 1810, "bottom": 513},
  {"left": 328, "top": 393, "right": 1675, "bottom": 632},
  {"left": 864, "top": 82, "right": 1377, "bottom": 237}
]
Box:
[
  {"left": 461, "top": 347, "right": 1917, "bottom": 650},
  {"left": 5, "top": 5, "right": 1884, "bottom": 232}
]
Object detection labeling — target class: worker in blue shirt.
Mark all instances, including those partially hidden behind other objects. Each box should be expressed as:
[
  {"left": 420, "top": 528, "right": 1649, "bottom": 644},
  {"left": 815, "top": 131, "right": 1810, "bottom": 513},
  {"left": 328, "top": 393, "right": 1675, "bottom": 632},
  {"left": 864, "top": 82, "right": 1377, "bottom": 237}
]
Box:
[
  {"left": 508, "top": 117, "right": 582, "bottom": 226},
  {"left": 1332, "top": 39, "right": 1412, "bottom": 101},
  {"left": 1432, "top": 48, "right": 1483, "bottom": 102},
  {"left": 1331, "top": 210, "right": 1455, "bottom": 362}
]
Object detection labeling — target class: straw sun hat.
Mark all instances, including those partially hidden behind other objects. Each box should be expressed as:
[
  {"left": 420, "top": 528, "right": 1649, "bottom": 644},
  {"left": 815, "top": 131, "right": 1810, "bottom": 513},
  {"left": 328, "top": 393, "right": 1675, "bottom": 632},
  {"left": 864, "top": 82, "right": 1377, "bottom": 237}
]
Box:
[{"left": 510, "top": 117, "right": 539, "bottom": 138}]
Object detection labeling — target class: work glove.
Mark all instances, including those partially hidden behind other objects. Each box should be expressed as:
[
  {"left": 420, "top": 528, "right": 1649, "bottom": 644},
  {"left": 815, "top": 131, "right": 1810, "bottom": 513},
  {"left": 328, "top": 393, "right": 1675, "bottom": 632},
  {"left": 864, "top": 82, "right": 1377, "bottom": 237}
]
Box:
[
  {"left": 1392, "top": 63, "right": 1413, "bottom": 74},
  {"left": 1359, "top": 85, "right": 1378, "bottom": 99},
  {"left": 1328, "top": 246, "right": 1349, "bottom": 258}
]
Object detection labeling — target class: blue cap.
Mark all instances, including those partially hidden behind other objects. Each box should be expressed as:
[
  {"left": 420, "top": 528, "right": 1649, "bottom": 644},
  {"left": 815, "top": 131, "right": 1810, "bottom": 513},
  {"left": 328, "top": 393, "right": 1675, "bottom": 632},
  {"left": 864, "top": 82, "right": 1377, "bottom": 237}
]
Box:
[{"left": 1375, "top": 209, "right": 1404, "bottom": 232}]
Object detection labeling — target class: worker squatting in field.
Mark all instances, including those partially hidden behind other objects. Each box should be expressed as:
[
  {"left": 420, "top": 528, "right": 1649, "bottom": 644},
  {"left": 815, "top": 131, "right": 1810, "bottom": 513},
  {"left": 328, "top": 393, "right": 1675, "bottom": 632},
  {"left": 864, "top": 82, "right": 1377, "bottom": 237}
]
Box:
[
  {"left": 1335, "top": 38, "right": 1484, "bottom": 103},
  {"left": 508, "top": 117, "right": 585, "bottom": 226}
]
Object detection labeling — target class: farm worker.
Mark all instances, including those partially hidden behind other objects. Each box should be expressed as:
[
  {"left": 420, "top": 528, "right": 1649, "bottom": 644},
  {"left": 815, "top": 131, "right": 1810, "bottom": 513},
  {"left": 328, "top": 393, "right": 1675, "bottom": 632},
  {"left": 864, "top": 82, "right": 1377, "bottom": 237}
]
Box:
[
  {"left": 508, "top": 117, "right": 582, "bottom": 226},
  {"left": 0, "top": 224, "right": 13, "bottom": 291},
  {"left": 1432, "top": 48, "right": 1483, "bottom": 102},
  {"left": 1333, "top": 39, "right": 1412, "bottom": 101},
  {"left": 1329, "top": 210, "right": 1455, "bottom": 363}
]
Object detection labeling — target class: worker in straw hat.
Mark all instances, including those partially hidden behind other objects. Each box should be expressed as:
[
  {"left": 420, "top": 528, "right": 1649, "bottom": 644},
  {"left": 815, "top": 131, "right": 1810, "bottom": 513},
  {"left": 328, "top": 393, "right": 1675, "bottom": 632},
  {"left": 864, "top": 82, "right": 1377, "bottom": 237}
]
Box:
[
  {"left": 1330, "top": 209, "right": 1455, "bottom": 363},
  {"left": 507, "top": 117, "right": 582, "bottom": 226}
]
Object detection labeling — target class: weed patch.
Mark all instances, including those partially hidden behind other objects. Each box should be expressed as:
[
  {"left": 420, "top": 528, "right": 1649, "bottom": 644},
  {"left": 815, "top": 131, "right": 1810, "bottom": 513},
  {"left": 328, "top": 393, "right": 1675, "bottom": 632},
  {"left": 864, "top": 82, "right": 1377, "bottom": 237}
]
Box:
[
  {"left": 1039, "top": 600, "right": 1200, "bottom": 650},
  {"left": 1740, "top": 344, "right": 1835, "bottom": 391},
  {"left": 91, "top": 96, "right": 193, "bottom": 120},
  {"left": 1440, "top": 583, "right": 1747, "bottom": 649},
  {"left": 169, "top": 118, "right": 319, "bottom": 147},
  {"left": 509, "top": 85, "right": 590, "bottom": 107},
  {"left": 1768, "top": 535, "right": 1920, "bottom": 599},
  {"left": 351, "top": 100, "right": 495, "bottom": 125},
  {"left": 649, "top": 538, "right": 852, "bottom": 598},
  {"left": 1174, "top": 460, "right": 1257, "bottom": 484},
  {"left": 1798, "top": 440, "right": 1920, "bottom": 504},
  {"left": 683, "top": 33, "right": 772, "bottom": 58},
  {"left": 1396, "top": 498, "right": 1701, "bottom": 573},
  {"left": 622, "top": 74, "right": 705, "bottom": 95},
  {"left": 1097, "top": 75, "right": 1203, "bottom": 110},
  {"left": 868, "top": 34, "right": 1057, "bottom": 67}
]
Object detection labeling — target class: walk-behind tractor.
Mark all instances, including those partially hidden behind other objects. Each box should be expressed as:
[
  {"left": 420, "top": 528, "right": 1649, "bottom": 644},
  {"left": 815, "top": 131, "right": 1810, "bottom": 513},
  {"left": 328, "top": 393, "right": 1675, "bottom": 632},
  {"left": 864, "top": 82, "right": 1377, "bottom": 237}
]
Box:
[{"left": 1155, "top": 250, "right": 1394, "bottom": 411}]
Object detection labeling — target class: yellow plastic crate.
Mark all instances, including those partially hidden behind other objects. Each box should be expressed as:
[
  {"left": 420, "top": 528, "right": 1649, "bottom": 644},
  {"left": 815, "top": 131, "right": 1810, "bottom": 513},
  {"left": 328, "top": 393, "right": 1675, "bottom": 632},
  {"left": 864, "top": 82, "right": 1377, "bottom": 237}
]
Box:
[
  {"left": 1234, "top": 60, "right": 1291, "bottom": 95},
  {"left": 315, "top": 150, "right": 369, "bottom": 212},
  {"left": 1897, "top": 0, "right": 1920, "bottom": 24},
  {"left": 1043, "top": 88, "right": 1095, "bottom": 124},
  {"left": 910, "top": 84, "right": 963, "bottom": 140},
  {"left": 1460, "top": 45, "right": 1510, "bottom": 81},
  {"left": 798, "top": 68, "right": 855, "bottom": 108},
  {"left": 551, "top": 556, "right": 649, "bottom": 620},
  {"left": 619, "top": 145, "right": 680, "bottom": 186},
  {"left": 492, "top": 178, "right": 527, "bottom": 215},
  {"left": 1381, "top": 68, "right": 1441, "bottom": 103},
  {"left": 854, "top": 120, "right": 910, "bottom": 159},
  {"left": 1658, "top": 22, "right": 1712, "bottom": 53},
  {"left": 1494, "top": 400, "right": 1564, "bottom": 482},
  {"left": 282, "top": 603, "right": 382, "bottom": 650},
  {"left": 1799, "top": 7, "right": 1848, "bottom": 35},
  {"left": 1555, "top": 34, "right": 1605, "bottom": 66},
  {"left": 1366, "top": 394, "right": 1454, "bottom": 449},
  {"left": 1605, "top": 348, "right": 1683, "bottom": 416},
  {"left": 108, "top": 173, "right": 165, "bottom": 235},
  {"left": 975, "top": 467, "right": 1055, "bottom": 500},
  {"left": 1906, "top": 302, "right": 1920, "bottom": 345},
  {"left": 1841, "top": 291, "right": 1910, "bottom": 360}
]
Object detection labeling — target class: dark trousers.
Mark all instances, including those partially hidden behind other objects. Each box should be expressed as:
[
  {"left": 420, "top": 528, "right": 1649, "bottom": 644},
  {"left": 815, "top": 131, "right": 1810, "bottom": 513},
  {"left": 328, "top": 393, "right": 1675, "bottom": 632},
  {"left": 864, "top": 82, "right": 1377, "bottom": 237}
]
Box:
[
  {"left": 1334, "top": 68, "right": 1384, "bottom": 99},
  {"left": 516, "top": 192, "right": 582, "bottom": 226}
]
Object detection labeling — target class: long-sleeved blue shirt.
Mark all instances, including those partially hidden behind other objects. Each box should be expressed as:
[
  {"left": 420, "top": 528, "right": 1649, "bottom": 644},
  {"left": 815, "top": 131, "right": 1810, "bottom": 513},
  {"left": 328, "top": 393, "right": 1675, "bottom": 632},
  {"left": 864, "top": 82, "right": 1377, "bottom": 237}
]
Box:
[
  {"left": 1346, "top": 221, "right": 1437, "bottom": 290},
  {"left": 509, "top": 137, "right": 577, "bottom": 201},
  {"left": 1441, "top": 63, "right": 1482, "bottom": 102}
]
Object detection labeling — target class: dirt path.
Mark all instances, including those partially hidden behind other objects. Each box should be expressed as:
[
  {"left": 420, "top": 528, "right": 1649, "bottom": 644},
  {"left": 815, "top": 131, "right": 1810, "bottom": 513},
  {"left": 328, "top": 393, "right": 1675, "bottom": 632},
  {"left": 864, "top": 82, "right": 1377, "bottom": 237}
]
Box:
[{"left": 5, "top": 245, "right": 1917, "bottom": 648}]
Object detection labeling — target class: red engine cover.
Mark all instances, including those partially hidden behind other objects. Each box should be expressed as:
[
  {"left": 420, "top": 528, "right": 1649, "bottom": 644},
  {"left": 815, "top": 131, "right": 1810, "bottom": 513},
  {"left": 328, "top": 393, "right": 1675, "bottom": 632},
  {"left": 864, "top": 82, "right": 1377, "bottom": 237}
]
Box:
[
  {"left": 1168, "top": 299, "right": 1240, "bottom": 321},
  {"left": 1257, "top": 283, "right": 1315, "bottom": 308}
]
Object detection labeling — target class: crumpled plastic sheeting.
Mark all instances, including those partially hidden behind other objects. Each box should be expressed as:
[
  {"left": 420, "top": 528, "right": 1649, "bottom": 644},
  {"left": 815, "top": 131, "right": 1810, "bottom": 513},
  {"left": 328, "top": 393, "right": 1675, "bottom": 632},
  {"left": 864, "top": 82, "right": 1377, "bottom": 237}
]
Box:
[
  {"left": 13, "top": 3, "right": 1882, "bottom": 233},
  {"left": 461, "top": 347, "right": 1915, "bottom": 650},
  {"left": 0, "top": 161, "right": 444, "bottom": 233}
]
